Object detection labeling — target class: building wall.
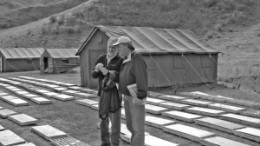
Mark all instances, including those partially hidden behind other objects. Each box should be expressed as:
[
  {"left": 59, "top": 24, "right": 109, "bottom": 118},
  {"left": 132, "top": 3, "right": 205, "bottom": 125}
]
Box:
[
  {"left": 52, "top": 58, "right": 79, "bottom": 73},
  {"left": 3, "top": 59, "right": 40, "bottom": 72},
  {"left": 143, "top": 56, "right": 156, "bottom": 87},
  {"left": 80, "top": 30, "right": 107, "bottom": 87},
  {"left": 40, "top": 50, "right": 79, "bottom": 74},
  {"left": 143, "top": 54, "right": 218, "bottom": 87}
]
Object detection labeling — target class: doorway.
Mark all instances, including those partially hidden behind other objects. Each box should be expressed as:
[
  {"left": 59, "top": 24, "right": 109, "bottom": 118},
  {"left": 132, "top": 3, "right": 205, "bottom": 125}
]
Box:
[{"left": 43, "top": 57, "right": 48, "bottom": 70}]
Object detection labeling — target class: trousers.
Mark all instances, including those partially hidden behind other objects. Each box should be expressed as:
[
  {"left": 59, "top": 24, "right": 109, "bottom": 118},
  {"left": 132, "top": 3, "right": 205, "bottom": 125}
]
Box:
[
  {"left": 100, "top": 109, "right": 121, "bottom": 146},
  {"left": 123, "top": 95, "right": 145, "bottom": 146}
]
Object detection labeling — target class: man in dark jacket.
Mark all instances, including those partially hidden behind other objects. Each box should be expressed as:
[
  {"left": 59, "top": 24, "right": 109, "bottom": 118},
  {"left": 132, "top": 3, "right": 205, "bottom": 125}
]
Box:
[
  {"left": 92, "top": 38, "right": 123, "bottom": 146},
  {"left": 112, "top": 36, "right": 148, "bottom": 146}
]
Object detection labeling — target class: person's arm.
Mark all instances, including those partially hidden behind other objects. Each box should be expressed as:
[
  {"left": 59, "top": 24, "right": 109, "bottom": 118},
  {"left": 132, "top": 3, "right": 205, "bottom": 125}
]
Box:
[
  {"left": 134, "top": 55, "right": 148, "bottom": 99},
  {"left": 92, "top": 68, "right": 101, "bottom": 79},
  {"left": 92, "top": 56, "right": 103, "bottom": 79}
]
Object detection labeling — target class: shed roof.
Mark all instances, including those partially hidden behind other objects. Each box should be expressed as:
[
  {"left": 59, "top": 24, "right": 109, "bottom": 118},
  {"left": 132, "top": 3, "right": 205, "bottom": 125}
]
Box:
[
  {"left": 77, "top": 25, "right": 219, "bottom": 55},
  {"left": 0, "top": 48, "right": 44, "bottom": 59},
  {"left": 45, "top": 48, "right": 79, "bottom": 59}
]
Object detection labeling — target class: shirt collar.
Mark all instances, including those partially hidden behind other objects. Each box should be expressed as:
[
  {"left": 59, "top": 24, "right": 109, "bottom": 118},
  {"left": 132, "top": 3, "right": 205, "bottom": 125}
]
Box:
[
  {"left": 107, "top": 53, "right": 117, "bottom": 60},
  {"left": 107, "top": 53, "right": 117, "bottom": 64},
  {"left": 122, "top": 51, "right": 134, "bottom": 64}
]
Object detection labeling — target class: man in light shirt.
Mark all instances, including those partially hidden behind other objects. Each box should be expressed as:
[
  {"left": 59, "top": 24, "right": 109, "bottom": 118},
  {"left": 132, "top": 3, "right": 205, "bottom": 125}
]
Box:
[{"left": 92, "top": 38, "right": 123, "bottom": 146}]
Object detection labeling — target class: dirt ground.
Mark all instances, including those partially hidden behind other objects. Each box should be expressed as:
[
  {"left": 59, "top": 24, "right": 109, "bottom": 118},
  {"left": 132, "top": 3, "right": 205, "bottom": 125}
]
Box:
[
  {"left": 153, "top": 83, "right": 260, "bottom": 104},
  {"left": 0, "top": 69, "right": 260, "bottom": 146},
  {"left": 0, "top": 69, "right": 130, "bottom": 146}
]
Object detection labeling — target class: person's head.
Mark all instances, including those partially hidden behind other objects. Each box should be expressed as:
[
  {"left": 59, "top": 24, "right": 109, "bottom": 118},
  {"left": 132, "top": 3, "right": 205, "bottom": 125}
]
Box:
[
  {"left": 107, "top": 37, "right": 118, "bottom": 57},
  {"left": 112, "top": 36, "right": 134, "bottom": 58}
]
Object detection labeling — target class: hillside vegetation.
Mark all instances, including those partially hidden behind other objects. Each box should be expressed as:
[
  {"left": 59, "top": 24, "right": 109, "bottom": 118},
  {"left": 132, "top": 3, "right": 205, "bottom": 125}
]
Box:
[
  {"left": 0, "top": 0, "right": 259, "bottom": 47},
  {"left": 0, "top": 0, "right": 88, "bottom": 29},
  {"left": 83, "top": 0, "right": 260, "bottom": 35},
  {"left": 0, "top": 0, "right": 64, "bottom": 14},
  {"left": 0, "top": 0, "right": 260, "bottom": 92}
]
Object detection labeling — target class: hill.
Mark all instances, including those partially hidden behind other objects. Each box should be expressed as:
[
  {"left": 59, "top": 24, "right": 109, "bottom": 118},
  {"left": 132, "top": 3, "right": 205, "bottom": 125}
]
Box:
[
  {"left": 0, "top": 0, "right": 260, "bottom": 92},
  {"left": 0, "top": 0, "right": 259, "bottom": 46},
  {"left": 0, "top": 0, "right": 65, "bottom": 15},
  {"left": 209, "top": 23, "right": 260, "bottom": 92},
  {"left": 0, "top": 0, "right": 89, "bottom": 29}
]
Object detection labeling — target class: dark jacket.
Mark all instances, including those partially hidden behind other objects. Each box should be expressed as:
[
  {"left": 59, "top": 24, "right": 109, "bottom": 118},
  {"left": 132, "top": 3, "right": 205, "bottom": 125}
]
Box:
[
  {"left": 92, "top": 54, "right": 123, "bottom": 96},
  {"left": 119, "top": 52, "right": 148, "bottom": 99}
]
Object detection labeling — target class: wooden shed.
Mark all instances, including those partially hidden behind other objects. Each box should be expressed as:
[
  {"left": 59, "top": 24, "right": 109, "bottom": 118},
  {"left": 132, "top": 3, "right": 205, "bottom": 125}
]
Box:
[
  {"left": 0, "top": 48, "right": 44, "bottom": 72},
  {"left": 40, "top": 48, "right": 79, "bottom": 74},
  {"left": 76, "top": 25, "right": 220, "bottom": 88}
]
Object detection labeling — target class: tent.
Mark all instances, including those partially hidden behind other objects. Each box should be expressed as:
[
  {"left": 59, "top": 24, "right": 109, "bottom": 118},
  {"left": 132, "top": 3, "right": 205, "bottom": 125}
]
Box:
[
  {"left": 40, "top": 48, "right": 79, "bottom": 74},
  {"left": 0, "top": 48, "right": 44, "bottom": 72},
  {"left": 76, "top": 25, "right": 220, "bottom": 88}
]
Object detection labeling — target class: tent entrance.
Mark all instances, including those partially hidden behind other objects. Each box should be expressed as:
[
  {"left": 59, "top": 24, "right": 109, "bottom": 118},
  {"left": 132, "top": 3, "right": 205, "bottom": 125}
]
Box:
[{"left": 43, "top": 57, "right": 48, "bottom": 70}]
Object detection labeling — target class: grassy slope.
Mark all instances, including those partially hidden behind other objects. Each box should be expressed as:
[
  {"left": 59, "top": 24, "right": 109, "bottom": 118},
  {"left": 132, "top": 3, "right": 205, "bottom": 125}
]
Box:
[
  {"left": 0, "top": 0, "right": 64, "bottom": 14},
  {"left": 1, "top": 0, "right": 259, "bottom": 46},
  {"left": 0, "top": 0, "right": 88, "bottom": 29},
  {"left": 208, "top": 23, "right": 260, "bottom": 92},
  {"left": 0, "top": 0, "right": 96, "bottom": 48},
  {"left": 0, "top": 0, "right": 260, "bottom": 90}
]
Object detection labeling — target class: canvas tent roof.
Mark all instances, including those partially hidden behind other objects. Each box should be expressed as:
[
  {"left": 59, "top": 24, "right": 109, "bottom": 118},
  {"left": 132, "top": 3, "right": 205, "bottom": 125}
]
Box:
[
  {"left": 45, "top": 48, "right": 79, "bottom": 59},
  {"left": 0, "top": 48, "right": 44, "bottom": 59},
  {"left": 77, "top": 25, "right": 219, "bottom": 55}
]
